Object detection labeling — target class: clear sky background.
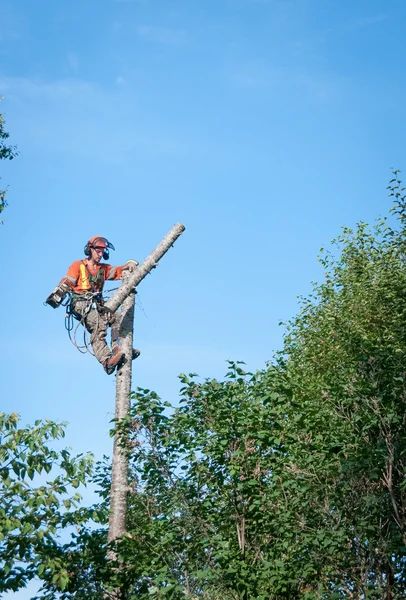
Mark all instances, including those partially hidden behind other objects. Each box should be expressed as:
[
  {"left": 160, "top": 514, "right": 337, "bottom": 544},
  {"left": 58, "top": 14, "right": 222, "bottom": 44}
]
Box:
[{"left": 1, "top": 0, "right": 406, "bottom": 597}]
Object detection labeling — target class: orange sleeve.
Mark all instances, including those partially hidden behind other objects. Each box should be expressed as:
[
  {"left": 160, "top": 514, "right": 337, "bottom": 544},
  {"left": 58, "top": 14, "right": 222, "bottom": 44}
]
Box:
[
  {"left": 59, "top": 260, "right": 81, "bottom": 289},
  {"left": 102, "top": 264, "right": 124, "bottom": 281}
]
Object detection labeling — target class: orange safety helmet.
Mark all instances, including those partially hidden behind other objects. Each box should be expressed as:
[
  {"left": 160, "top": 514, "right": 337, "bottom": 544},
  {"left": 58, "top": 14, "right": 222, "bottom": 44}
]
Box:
[{"left": 84, "top": 236, "right": 115, "bottom": 260}]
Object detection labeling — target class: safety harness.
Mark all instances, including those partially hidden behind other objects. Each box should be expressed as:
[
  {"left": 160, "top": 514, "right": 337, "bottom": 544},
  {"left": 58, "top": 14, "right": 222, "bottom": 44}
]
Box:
[
  {"left": 70, "top": 262, "right": 105, "bottom": 314},
  {"left": 66, "top": 261, "right": 111, "bottom": 354},
  {"left": 78, "top": 261, "right": 105, "bottom": 292}
]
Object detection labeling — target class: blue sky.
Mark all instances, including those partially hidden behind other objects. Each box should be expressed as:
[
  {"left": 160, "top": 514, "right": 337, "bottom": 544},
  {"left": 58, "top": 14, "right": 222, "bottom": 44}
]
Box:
[{"left": 1, "top": 0, "right": 406, "bottom": 596}]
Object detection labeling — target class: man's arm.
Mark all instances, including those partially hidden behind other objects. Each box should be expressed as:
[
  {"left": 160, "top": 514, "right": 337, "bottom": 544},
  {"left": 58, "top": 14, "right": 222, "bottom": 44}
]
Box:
[
  {"left": 59, "top": 260, "right": 80, "bottom": 289},
  {"left": 104, "top": 260, "right": 139, "bottom": 281},
  {"left": 45, "top": 261, "right": 80, "bottom": 308}
]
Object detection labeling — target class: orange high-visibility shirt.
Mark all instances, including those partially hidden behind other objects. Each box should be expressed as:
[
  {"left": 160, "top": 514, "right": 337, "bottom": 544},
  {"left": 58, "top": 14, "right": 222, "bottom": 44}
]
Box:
[{"left": 60, "top": 259, "right": 125, "bottom": 295}]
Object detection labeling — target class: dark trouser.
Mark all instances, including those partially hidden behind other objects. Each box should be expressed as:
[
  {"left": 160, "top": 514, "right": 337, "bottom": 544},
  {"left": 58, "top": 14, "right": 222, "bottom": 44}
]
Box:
[{"left": 71, "top": 297, "right": 121, "bottom": 364}]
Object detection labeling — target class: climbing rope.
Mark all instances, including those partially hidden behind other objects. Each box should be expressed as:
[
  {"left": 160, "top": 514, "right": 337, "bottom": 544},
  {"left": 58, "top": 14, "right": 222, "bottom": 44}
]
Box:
[
  {"left": 65, "top": 291, "right": 112, "bottom": 355},
  {"left": 64, "top": 287, "right": 144, "bottom": 354},
  {"left": 65, "top": 292, "right": 94, "bottom": 354}
]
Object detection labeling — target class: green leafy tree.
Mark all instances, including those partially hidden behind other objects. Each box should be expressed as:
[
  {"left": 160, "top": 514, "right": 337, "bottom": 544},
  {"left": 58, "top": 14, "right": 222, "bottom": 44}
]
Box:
[
  {"left": 277, "top": 170, "right": 406, "bottom": 597},
  {"left": 0, "top": 412, "right": 94, "bottom": 594},
  {"left": 112, "top": 367, "right": 295, "bottom": 599},
  {"left": 0, "top": 97, "right": 18, "bottom": 217},
  {"left": 18, "top": 172, "right": 406, "bottom": 599},
  {"left": 32, "top": 459, "right": 114, "bottom": 600},
  {"left": 106, "top": 365, "right": 347, "bottom": 600},
  {"left": 103, "top": 172, "right": 406, "bottom": 599}
]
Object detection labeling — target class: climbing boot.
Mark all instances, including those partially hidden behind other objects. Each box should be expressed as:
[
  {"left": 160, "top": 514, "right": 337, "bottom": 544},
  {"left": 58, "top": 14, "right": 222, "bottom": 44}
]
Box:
[
  {"left": 103, "top": 347, "right": 124, "bottom": 375},
  {"left": 115, "top": 348, "right": 140, "bottom": 366}
]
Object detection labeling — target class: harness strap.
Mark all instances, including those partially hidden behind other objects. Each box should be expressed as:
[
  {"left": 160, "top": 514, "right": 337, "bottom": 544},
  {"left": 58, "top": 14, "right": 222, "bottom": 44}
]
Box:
[{"left": 79, "top": 260, "right": 105, "bottom": 293}]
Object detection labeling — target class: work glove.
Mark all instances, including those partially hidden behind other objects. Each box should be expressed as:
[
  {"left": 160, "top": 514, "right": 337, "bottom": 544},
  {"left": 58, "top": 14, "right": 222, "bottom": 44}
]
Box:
[{"left": 122, "top": 259, "right": 139, "bottom": 273}]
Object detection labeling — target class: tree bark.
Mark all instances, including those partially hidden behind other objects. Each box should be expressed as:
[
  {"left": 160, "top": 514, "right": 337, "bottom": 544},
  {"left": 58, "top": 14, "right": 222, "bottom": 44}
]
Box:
[
  {"left": 105, "top": 222, "right": 185, "bottom": 599},
  {"left": 107, "top": 271, "right": 135, "bottom": 546}
]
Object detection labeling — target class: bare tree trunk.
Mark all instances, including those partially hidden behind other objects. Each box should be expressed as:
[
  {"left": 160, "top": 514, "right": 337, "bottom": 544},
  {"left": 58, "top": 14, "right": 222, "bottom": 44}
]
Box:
[
  {"left": 107, "top": 271, "right": 135, "bottom": 546},
  {"left": 105, "top": 273, "right": 135, "bottom": 600},
  {"left": 105, "top": 222, "right": 185, "bottom": 599}
]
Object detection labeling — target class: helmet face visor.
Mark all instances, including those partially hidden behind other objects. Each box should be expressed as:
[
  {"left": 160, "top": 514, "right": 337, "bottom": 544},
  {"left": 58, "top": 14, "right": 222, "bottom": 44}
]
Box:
[{"left": 90, "top": 237, "right": 115, "bottom": 251}]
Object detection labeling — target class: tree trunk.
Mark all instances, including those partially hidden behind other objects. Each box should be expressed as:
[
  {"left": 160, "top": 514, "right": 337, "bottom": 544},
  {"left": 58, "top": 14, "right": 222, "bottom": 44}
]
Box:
[
  {"left": 105, "top": 222, "right": 185, "bottom": 599},
  {"left": 107, "top": 271, "right": 135, "bottom": 546}
]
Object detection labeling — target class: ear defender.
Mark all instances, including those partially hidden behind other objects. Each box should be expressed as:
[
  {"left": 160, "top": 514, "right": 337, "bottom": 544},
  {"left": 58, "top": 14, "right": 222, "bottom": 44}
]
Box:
[{"left": 84, "top": 236, "right": 114, "bottom": 260}]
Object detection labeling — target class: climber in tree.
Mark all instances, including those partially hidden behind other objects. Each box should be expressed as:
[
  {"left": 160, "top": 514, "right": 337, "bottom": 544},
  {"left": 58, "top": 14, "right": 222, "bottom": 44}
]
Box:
[{"left": 50, "top": 235, "right": 139, "bottom": 375}]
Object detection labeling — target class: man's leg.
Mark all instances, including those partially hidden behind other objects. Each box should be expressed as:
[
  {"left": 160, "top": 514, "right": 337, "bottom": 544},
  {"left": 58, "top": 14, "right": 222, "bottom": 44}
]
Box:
[
  {"left": 72, "top": 300, "right": 111, "bottom": 363},
  {"left": 85, "top": 309, "right": 110, "bottom": 364},
  {"left": 87, "top": 310, "right": 125, "bottom": 373},
  {"left": 71, "top": 299, "right": 123, "bottom": 374}
]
